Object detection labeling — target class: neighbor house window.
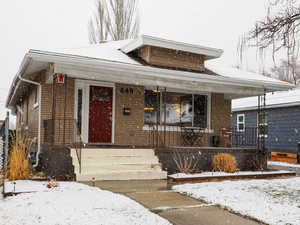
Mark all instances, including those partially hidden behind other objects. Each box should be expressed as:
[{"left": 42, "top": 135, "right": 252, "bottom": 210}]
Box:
[
  {"left": 236, "top": 114, "right": 245, "bottom": 132},
  {"left": 144, "top": 90, "right": 209, "bottom": 128},
  {"left": 258, "top": 112, "right": 268, "bottom": 137}
]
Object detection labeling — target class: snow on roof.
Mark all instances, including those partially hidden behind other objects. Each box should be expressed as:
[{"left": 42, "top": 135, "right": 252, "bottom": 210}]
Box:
[
  {"left": 232, "top": 86, "right": 300, "bottom": 111},
  {"left": 206, "top": 64, "right": 289, "bottom": 86},
  {"left": 121, "top": 35, "right": 223, "bottom": 60},
  {"left": 33, "top": 39, "right": 141, "bottom": 65},
  {"left": 36, "top": 38, "right": 289, "bottom": 88}
]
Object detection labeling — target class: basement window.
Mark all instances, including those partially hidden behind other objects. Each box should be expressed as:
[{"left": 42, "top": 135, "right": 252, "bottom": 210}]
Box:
[{"left": 144, "top": 90, "right": 209, "bottom": 128}]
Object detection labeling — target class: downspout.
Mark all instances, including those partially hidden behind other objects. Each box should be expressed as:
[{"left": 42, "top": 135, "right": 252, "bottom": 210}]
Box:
[{"left": 18, "top": 74, "right": 42, "bottom": 167}]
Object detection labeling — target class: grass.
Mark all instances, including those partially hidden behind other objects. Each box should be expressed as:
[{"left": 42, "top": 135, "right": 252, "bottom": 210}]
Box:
[{"left": 8, "top": 133, "right": 33, "bottom": 181}]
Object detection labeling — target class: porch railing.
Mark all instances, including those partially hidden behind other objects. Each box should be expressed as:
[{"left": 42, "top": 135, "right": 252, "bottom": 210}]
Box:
[
  {"left": 147, "top": 126, "right": 259, "bottom": 149},
  {"left": 43, "top": 119, "right": 260, "bottom": 157}
]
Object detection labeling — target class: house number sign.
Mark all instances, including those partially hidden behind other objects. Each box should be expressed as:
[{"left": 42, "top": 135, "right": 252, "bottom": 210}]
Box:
[{"left": 119, "top": 87, "right": 134, "bottom": 95}]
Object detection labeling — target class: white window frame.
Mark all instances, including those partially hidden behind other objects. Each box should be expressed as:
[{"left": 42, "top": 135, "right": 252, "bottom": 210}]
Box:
[{"left": 236, "top": 114, "right": 245, "bottom": 132}]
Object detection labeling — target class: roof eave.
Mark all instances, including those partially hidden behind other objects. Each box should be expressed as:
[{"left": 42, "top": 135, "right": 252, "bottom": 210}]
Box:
[
  {"left": 121, "top": 35, "right": 224, "bottom": 60},
  {"left": 7, "top": 50, "right": 293, "bottom": 109}
]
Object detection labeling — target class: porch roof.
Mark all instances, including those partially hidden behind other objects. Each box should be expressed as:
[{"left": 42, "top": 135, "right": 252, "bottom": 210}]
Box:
[
  {"left": 6, "top": 35, "right": 294, "bottom": 110},
  {"left": 232, "top": 86, "right": 300, "bottom": 112}
]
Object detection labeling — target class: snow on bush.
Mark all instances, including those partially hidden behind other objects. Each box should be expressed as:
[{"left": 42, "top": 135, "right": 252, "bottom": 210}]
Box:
[
  {"left": 0, "top": 181, "right": 172, "bottom": 225},
  {"left": 173, "top": 178, "right": 300, "bottom": 225}
]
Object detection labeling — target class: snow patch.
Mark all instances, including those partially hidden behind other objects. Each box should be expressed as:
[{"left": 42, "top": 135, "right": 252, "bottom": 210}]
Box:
[
  {"left": 0, "top": 181, "right": 172, "bottom": 225},
  {"left": 173, "top": 178, "right": 300, "bottom": 225}
]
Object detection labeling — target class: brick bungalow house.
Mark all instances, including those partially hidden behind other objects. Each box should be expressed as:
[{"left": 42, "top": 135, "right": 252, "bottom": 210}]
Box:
[{"left": 5, "top": 35, "right": 293, "bottom": 180}]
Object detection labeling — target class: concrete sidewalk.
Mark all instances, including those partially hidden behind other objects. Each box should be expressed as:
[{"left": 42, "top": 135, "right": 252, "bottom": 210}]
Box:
[{"left": 89, "top": 180, "right": 262, "bottom": 225}]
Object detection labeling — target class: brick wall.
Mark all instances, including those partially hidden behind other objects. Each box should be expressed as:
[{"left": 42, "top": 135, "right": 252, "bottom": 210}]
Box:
[
  {"left": 114, "top": 84, "right": 149, "bottom": 146},
  {"left": 16, "top": 76, "right": 232, "bottom": 148},
  {"left": 41, "top": 77, "right": 75, "bottom": 145},
  {"left": 114, "top": 85, "right": 232, "bottom": 147},
  {"left": 155, "top": 147, "right": 265, "bottom": 173},
  {"left": 15, "top": 82, "right": 39, "bottom": 142},
  {"left": 211, "top": 93, "right": 232, "bottom": 146},
  {"left": 138, "top": 46, "right": 205, "bottom": 72}
]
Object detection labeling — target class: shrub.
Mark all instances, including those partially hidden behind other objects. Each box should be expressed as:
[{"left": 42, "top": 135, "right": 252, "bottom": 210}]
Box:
[
  {"left": 172, "top": 150, "right": 202, "bottom": 174},
  {"left": 8, "top": 133, "right": 33, "bottom": 181},
  {"left": 212, "top": 153, "right": 237, "bottom": 173}
]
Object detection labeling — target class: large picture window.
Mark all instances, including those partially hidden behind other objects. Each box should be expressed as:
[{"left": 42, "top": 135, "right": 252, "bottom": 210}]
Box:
[{"left": 144, "top": 90, "right": 209, "bottom": 128}]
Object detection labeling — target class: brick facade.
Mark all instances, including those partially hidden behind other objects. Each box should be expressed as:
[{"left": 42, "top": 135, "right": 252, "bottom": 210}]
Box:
[
  {"left": 16, "top": 72, "right": 75, "bottom": 148},
  {"left": 114, "top": 84, "right": 231, "bottom": 147},
  {"left": 16, "top": 73, "right": 231, "bottom": 148},
  {"left": 138, "top": 46, "right": 205, "bottom": 72}
]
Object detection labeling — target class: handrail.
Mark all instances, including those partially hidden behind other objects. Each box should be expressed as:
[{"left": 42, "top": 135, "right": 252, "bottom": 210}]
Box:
[{"left": 73, "top": 119, "right": 83, "bottom": 174}]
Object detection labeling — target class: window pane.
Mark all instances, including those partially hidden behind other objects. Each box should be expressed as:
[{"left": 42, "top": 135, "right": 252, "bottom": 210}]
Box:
[
  {"left": 144, "top": 90, "right": 160, "bottom": 125},
  {"left": 162, "top": 92, "right": 193, "bottom": 126},
  {"left": 238, "top": 115, "right": 244, "bottom": 122},
  {"left": 238, "top": 123, "right": 244, "bottom": 131},
  {"left": 194, "top": 95, "right": 208, "bottom": 128}
]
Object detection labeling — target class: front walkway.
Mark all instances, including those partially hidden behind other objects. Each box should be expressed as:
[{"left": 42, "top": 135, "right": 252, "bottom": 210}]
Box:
[{"left": 85, "top": 180, "right": 261, "bottom": 225}]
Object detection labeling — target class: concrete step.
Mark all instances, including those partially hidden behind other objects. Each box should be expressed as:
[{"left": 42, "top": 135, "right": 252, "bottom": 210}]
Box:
[
  {"left": 71, "top": 150, "right": 155, "bottom": 158},
  {"left": 72, "top": 148, "right": 156, "bottom": 155},
  {"left": 72, "top": 157, "right": 160, "bottom": 165},
  {"left": 76, "top": 170, "right": 168, "bottom": 181},
  {"left": 75, "top": 163, "right": 163, "bottom": 172},
  {"left": 70, "top": 148, "right": 166, "bottom": 181}
]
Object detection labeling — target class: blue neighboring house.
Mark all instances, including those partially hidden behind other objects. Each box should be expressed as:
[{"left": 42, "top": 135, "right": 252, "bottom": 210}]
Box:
[{"left": 232, "top": 86, "right": 300, "bottom": 154}]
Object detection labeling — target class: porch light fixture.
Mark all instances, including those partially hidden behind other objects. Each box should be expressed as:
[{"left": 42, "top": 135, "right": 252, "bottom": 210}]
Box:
[
  {"left": 152, "top": 90, "right": 161, "bottom": 93},
  {"left": 144, "top": 107, "right": 155, "bottom": 111}
]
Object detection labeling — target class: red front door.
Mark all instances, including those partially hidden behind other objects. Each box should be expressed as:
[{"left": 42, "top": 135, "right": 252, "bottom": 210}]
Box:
[{"left": 89, "top": 86, "right": 113, "bottom": 143}]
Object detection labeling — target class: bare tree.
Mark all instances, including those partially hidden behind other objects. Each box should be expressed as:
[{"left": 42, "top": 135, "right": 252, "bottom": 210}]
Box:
[
  {"left": 88, "top": 0, "right": 140, "bottom": 43},
  {"left": 239, "top": 0, "right": 300, "bottom": 84},
  {"left": 271, "top": 56, "right": 300, "bottom": 83}
]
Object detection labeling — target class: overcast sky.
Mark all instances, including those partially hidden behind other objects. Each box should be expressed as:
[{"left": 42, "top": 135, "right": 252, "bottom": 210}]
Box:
[{"left": 0, "top": 0, "right": 270, "bottom": 119}]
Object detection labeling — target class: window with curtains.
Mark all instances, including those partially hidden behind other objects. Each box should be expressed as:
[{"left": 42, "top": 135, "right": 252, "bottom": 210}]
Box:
[{"left": 144, "top": 90, "right": 208, "bottom": 128}]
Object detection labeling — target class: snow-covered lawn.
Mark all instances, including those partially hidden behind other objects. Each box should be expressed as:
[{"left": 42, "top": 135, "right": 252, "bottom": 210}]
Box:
[
  {"left": 0, "top": 180, "right": 172, "bottom": 225},
  {"left": 268, "top": 161, "right": 300, "bottom": 168},
  {"left": 173, "top": 178, "right": 300, "bottom": 225}
]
